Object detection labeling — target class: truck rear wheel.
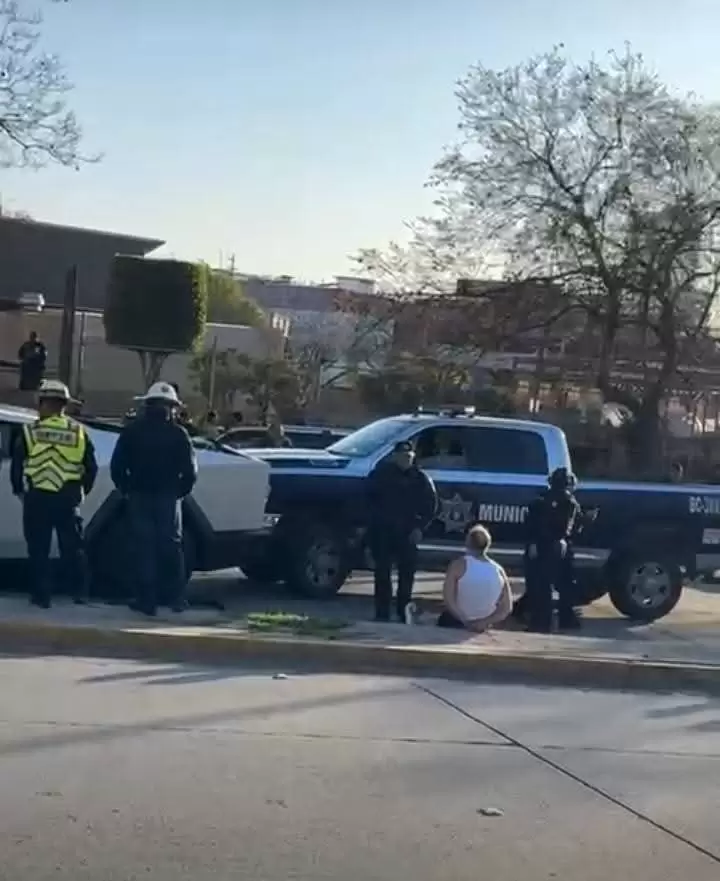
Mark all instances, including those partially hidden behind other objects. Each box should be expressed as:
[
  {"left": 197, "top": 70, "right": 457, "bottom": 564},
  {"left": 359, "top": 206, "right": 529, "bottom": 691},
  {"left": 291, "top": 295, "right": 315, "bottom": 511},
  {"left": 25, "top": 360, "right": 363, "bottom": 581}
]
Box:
[
  {"left": 284, "top": 523, "right": 350, "bottom": 599},
  {"left": 608, "top": 554, "right": 683, "bottom": 621}
]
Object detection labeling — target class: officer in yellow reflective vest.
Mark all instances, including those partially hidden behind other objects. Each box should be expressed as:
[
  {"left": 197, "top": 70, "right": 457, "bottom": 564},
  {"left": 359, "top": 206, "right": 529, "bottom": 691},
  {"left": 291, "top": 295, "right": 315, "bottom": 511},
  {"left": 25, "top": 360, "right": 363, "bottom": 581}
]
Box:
[{"left": 11, "top": 380, "right": 98, "bottom": 608}]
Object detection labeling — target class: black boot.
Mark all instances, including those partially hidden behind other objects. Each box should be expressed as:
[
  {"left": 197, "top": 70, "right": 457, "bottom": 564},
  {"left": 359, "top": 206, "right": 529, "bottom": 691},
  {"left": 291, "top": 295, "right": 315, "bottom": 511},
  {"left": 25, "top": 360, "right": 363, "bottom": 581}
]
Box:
[
  {"left": 525, "top": 616, "right": 552, "bottom": 634},
  {"left": 129, "top": 599, "right": 157, "bottom": 617},
  {"left": 558, "top": 609, "right": 582, "bottom": 631}
]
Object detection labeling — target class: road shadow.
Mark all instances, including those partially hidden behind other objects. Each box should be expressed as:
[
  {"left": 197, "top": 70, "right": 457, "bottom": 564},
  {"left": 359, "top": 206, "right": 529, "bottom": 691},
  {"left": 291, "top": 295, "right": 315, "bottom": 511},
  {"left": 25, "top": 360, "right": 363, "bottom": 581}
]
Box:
[
  {"left": 0, "top": 674, "right": 411, "bottom": 759},
  {"left": 689, "top": 577, "right": 720, "bottom": 596},
  {"left": 644, "top": 695, "right": 720, "bottom": 733}
]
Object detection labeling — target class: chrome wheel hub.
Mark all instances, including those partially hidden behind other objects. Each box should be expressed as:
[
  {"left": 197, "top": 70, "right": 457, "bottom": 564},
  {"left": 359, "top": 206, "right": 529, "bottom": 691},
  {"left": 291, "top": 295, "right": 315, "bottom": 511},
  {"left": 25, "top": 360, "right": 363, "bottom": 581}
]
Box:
[{"left": 627, "top": 562, "right": 671, "bottom": 608}]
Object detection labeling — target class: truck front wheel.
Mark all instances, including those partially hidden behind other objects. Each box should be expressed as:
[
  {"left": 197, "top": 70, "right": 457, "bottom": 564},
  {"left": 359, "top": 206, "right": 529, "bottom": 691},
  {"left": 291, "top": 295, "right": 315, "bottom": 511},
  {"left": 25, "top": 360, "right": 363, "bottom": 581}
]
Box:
[
  {"left": 608, "top": 554, "right": 683, "bottom": 621},
  {"left": 284, "top": 522, "right": 351, "bottom": 599},
  {"left": 240, "top": 556, "right": 281, "bottom": 585}
]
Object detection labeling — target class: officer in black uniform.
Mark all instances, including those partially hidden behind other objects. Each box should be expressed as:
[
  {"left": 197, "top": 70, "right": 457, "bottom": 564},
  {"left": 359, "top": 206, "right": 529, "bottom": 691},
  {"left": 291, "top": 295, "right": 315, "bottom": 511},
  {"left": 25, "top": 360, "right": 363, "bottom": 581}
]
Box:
[
  {"left": 523, "top": 466, "right": 581, "bottom": 633},
  {"left": 110, "top": 381, "right": 198, "bottom": 617},
  {"left": 11, "top": 380, "right": 98, "bottom": 608},
  {"left": 366, "top": 440, "right": 437, "bottom": 622}
]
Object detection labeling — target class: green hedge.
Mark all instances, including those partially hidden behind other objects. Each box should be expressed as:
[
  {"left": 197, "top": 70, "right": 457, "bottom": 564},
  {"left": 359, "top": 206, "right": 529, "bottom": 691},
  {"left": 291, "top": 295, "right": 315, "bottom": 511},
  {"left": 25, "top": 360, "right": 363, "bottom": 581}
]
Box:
[{"left": 104, "top": 255, "right": 208, "bottom": 353}]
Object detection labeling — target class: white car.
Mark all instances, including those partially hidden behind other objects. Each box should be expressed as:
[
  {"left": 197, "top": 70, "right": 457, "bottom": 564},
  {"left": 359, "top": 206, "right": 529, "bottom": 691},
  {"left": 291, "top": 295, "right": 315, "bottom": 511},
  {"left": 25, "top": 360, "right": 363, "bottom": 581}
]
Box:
[{"left": 0, "top": 404, "right": 270, "bottom": 596}]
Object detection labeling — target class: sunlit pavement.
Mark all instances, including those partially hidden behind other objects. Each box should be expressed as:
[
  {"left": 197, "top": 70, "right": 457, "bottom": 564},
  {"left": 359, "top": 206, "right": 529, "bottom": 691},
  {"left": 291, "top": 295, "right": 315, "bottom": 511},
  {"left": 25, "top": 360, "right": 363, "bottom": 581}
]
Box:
[
  {"left": 1, "top": 655, "right": 718, "bottom": 879},
  {"left": 193, "top": 568, "right": 720, "bottom": 646}
]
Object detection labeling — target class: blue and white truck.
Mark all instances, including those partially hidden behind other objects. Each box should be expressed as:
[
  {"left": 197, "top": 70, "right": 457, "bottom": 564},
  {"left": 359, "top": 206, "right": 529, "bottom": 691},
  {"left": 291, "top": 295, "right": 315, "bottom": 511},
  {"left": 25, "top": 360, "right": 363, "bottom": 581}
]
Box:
[{"left": 239, "top": 409, "right": 720, "bottom": 621}]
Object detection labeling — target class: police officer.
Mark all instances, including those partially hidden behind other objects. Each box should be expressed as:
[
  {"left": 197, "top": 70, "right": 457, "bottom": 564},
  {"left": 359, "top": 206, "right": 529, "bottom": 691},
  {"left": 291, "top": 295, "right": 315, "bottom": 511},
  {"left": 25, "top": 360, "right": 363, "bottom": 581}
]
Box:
[
  {"left": 11, "top": 380, "right": 98, "bottom": 608},
  {"left": 523, "top": 466, "right": 581, "bottom": 633},
  {"left": 110, "top": 381, "right": 198, "bottom": 617},
  {"left": 366, "top": 440, "right": 437, "bottom": 622}
]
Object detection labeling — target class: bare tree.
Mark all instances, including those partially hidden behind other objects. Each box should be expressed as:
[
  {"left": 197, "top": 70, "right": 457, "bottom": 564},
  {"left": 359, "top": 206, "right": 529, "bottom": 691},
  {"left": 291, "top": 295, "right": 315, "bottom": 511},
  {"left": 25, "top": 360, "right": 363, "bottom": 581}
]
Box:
[
  {"left": 359, "top": 45, "right": 720, "bottom": 463},
  {"left": 287, "top": 292, "right": 397, "bottom": 401},
  {"left": 0, "top": 0, "right": 97, "bottom": 169}
]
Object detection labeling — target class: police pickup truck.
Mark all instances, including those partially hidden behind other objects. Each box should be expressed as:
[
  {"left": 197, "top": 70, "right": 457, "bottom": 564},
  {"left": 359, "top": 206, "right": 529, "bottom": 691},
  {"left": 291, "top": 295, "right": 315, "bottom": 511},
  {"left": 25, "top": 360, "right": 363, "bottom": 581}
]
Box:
[{"left": 239, "top": 407, "right": 720, "bottom": 622}]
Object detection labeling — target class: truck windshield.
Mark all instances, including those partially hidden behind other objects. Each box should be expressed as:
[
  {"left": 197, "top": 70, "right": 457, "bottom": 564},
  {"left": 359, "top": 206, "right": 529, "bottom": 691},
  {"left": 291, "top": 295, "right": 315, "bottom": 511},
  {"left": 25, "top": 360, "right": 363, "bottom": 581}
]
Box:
[{"left": 327, "top": 417, "right": 411, "bottom": 458}]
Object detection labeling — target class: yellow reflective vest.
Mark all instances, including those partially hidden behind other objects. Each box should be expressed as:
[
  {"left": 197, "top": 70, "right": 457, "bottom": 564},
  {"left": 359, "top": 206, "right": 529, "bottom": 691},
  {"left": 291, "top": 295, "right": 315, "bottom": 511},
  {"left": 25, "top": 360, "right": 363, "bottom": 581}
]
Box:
[{"left": 22, "top": 415, "right": 87, "bottom": 493}]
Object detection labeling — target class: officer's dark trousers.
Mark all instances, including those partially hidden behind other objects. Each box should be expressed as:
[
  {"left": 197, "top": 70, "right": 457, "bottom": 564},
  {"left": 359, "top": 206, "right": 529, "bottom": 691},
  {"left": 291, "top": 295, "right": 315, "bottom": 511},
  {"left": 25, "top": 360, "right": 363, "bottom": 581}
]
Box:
[
  {"left": 369, "top": 528, "right": 418, "bottom": 620},
  {"left": 523, "top": 544, "right": 576, "bottom": 631},
  {"left": 23, "top": 489, "right": 87, "bottom": 604},
  {"left": 127, "top": 493, "right": 185, "bottom": 612}
]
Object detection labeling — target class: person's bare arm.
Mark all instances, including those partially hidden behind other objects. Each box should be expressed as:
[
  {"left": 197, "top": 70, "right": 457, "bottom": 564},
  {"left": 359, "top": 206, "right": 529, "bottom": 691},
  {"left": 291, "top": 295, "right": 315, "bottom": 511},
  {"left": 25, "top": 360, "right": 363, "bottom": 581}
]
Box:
[
  {"left": 490, "top": 578, "right": 514, "bottom": 623},
  {"left": 465, "top": 572, "right": 513, "bottom": 633},
  {"left": 442, "top": 558, "right": 466, "bottom": 622}
]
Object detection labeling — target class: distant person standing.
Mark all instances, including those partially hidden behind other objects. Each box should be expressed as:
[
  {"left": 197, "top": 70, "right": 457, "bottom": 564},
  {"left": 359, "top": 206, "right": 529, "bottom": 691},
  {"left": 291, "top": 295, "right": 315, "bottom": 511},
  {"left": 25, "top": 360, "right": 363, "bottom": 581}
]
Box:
[
  {"left": 203, "top": 410, "right": 221, "bottom": 440},
  {"left": 669, "top": 461, "right": 685, "bottom": 484},
  {"left": 366, "top": 440, "right": 437, "bottom": 622},
  {"left": 263, "top": 415, "right": 293, "bottom": 448},
  {"left": 110, "top": 382, "right": 198, "bottom": 617},
  {"left": 18, "top": 331, "right": 47, "bottom": 391}
]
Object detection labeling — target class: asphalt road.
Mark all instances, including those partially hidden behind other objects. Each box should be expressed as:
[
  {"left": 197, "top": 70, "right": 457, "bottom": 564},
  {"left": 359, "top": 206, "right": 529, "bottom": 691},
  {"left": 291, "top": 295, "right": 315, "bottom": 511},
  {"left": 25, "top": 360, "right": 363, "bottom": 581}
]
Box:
[{"left": 1, "top": 656, "right": 718, "bottom": 879}]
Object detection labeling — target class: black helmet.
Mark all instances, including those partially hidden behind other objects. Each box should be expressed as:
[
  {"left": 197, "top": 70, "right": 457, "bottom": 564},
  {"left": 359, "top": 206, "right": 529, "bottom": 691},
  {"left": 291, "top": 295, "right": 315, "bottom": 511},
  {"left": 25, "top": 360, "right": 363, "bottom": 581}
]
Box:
[{"left": 549, "top": 467, "right": 575, "bottom": 490}]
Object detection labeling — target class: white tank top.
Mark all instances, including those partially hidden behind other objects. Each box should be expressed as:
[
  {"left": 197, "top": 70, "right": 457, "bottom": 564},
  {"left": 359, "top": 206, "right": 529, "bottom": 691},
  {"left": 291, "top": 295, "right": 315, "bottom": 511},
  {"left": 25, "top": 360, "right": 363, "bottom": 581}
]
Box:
[{"left": 456, "top": 555, "right": 505, "bottom": 620}]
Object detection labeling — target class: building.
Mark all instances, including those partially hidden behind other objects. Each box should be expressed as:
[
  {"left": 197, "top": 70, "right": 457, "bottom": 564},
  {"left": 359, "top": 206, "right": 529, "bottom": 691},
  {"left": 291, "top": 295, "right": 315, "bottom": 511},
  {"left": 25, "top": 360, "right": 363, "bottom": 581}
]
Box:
[
  {"left": 0, "top": 215, "right": 164, "bottom": 312},
  {"left": 242, "top": 275, "right": 394, "bottom": 383}
]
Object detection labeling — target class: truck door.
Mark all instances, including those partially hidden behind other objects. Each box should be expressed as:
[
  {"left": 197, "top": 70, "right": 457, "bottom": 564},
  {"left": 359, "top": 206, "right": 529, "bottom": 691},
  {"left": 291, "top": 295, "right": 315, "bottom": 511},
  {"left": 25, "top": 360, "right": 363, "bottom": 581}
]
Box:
[{"left": 413, "top": 424, "right": 548, "bottom": 574}]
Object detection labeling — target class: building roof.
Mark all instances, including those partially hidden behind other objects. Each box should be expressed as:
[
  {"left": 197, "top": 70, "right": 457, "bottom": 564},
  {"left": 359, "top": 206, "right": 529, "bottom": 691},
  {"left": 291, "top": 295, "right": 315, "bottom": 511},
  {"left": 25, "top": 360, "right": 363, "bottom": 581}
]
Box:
[
  {"left": 0, "top": 215, "right": 166, "bottom": 311},
  {"left": 0, "top": 215, "right": 165, "bottom": 250}
]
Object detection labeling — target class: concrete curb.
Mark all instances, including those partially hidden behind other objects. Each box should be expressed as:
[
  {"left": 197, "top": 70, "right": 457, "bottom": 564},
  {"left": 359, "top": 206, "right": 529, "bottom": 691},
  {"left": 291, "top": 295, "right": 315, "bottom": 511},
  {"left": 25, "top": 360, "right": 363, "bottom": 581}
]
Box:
[{"left": 0, "top": 619, "right": 718, "bottom": 695}]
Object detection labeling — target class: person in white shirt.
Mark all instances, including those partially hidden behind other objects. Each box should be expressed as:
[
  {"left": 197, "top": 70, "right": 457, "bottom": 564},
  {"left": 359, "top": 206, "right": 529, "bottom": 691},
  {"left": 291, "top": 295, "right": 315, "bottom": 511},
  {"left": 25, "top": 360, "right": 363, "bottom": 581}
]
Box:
[{"left": 438, "top": 524, "right": 513, "bottom": 633}]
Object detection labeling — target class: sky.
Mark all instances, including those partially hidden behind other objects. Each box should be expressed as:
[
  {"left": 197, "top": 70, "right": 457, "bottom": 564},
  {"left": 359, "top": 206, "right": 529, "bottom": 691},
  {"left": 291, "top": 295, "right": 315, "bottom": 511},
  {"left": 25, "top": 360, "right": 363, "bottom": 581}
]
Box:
[{"left": 3, "top": 0, "right": 720, "bottom": 281}]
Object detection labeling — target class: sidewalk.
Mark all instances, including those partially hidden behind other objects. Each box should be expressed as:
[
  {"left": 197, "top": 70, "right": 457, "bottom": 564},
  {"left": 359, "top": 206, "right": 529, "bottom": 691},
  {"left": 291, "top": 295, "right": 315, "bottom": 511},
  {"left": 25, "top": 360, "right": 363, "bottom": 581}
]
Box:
[{"left": 0, "top": 583, "right": 718, "bottom": 694}]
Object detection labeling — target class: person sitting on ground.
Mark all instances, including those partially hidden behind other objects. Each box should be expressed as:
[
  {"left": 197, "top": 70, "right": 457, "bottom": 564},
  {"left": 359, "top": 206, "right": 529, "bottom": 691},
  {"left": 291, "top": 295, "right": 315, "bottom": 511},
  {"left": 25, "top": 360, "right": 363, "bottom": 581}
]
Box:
[{"left": 437, "top": 524, "right": 513, "bottom": 633}]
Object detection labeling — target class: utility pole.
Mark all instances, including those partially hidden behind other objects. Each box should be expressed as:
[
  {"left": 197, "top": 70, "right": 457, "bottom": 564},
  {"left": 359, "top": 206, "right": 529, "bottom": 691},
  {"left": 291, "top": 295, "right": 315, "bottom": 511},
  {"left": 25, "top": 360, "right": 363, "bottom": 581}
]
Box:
[{"left": 58, "top": 265, "right": 78, "bottom": 386}]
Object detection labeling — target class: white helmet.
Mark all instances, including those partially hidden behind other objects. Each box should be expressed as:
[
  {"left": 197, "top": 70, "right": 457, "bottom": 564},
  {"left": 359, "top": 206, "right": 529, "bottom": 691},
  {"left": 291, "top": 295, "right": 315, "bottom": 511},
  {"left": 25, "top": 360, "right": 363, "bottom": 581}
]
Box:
[
  {"left": 136, "top": 381, "right": 181, "bottom": 405},
  {"left": 38, "top": 379, "right": 71, "bottom": 402}
]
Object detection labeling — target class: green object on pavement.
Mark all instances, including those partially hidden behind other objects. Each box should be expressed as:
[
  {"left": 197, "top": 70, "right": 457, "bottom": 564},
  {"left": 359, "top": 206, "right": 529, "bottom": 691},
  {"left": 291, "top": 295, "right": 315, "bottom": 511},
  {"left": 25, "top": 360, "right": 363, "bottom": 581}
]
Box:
[{"left": 246, "top": 611, "right": 349, "bottom": 638}]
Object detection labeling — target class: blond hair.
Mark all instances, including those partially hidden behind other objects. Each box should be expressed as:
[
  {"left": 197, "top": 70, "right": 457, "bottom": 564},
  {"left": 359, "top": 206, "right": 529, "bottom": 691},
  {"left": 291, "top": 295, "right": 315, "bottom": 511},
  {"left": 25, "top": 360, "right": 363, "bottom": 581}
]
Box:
[{"left": 465, "top": 524, "right": 491, "bottom": 554}]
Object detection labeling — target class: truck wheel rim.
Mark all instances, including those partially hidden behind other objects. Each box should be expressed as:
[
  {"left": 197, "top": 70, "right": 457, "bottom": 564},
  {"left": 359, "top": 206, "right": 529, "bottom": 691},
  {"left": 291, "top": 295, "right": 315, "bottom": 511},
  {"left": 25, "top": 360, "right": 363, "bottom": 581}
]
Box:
[
  {"left": 627, "top": 562, "right": 671, "bottom": 608},
  {"left": 306, "top": 540, "right": 340, "bottom": 587}
]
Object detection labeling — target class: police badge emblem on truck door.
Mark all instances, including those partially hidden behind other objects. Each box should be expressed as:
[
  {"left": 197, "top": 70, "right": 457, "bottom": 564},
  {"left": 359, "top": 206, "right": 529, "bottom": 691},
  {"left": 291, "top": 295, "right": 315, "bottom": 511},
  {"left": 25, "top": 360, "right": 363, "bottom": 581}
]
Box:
[{"left": 438, "top": 493, "right": 474, "bottom": 534}]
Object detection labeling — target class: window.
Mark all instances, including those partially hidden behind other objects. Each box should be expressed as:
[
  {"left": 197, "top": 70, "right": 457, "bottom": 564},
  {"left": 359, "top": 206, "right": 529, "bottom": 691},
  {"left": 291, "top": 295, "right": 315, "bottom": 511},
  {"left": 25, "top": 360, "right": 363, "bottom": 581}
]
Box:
[
  {"left": 463, "top": 427, "right": 548, "bottom": 475},
  {"left": 328, "top": 418, "right": 410, "bottom": 458},
  {"left": 414, "top": 427, "right": 469, "bottom": 471},
  {"left": 220, "top": 428, "right": 270, "bottom": 448}
]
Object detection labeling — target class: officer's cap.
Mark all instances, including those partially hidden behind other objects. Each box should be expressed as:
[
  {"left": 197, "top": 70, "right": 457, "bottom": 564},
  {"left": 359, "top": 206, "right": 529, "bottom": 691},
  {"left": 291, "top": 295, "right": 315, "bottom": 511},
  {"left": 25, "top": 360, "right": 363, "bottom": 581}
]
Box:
[
  {"left": 393, "top": 441, "right": 414, "bottom": 453},
  {"left": 549, "top": 467, "right": 575, "bottom": 487}
]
